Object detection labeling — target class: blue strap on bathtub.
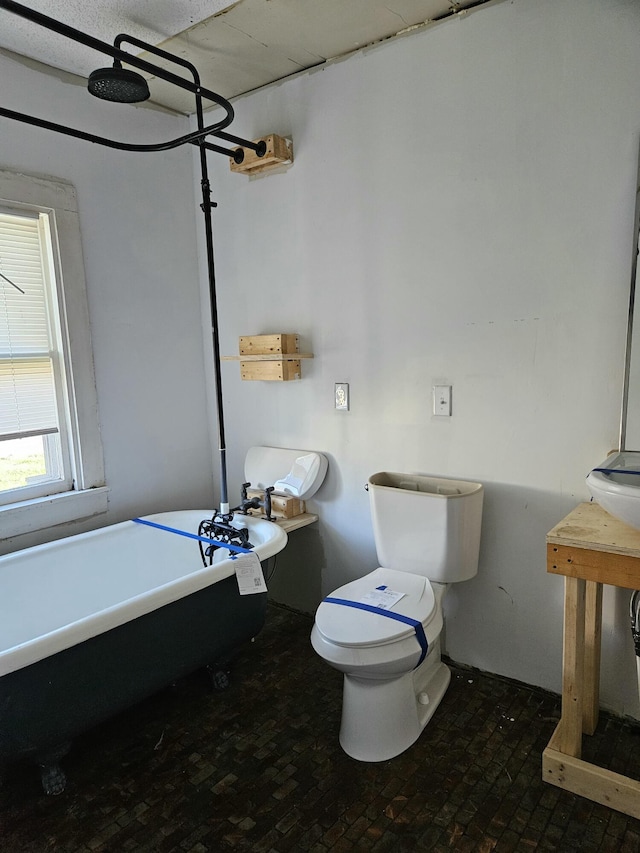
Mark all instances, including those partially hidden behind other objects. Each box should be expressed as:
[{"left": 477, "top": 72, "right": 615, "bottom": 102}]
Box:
[
  {"left": 132, "top": 517, "right": 253, "bottom": 556},
  {"left": 323, "top": 596, "right": 428, "bottom": 668},
  {"left": 592, "top": 468, "right": 640, "bottom": 476}
]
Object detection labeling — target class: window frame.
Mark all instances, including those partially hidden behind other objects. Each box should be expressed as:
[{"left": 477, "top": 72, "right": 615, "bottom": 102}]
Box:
[{"left": 0, "top": 169, "right": 107, "bottom": 539}]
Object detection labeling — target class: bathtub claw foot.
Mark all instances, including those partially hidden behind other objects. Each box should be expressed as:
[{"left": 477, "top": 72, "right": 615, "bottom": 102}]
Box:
[
  {"left": 207, "top": 666, "right": 230, "bottom": 690},
  {"left": 36, "top": 742, "right": 70, "bottom": 795},
  {"left": 39, "top": 762, "right": 66, "bottom": 796}
]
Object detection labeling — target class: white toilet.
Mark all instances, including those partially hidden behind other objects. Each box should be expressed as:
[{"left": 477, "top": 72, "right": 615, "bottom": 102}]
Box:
[{"left": 311, "top": 471, "right": 483, "bottom": 762}]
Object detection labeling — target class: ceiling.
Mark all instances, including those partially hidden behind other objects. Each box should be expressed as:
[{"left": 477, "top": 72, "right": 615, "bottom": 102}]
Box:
[{"left": 0, "top": 0, "right": 499, "bottom": 115}]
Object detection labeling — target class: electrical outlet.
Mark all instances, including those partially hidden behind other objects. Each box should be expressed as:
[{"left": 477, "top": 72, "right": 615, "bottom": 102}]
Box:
[
  {"left": 335, "top": 383, "right": 349, "bottom": 411},
  {"left": 433, "top": 385, "right": 452, "bottom": 416}
]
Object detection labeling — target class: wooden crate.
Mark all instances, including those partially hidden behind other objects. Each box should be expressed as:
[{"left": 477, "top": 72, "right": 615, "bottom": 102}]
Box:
[
  {"left": 246, "top": 488, "right": 306, "bottom": 519},
  {"left": 240, "top": 359, "right": 301, "bottom": 381},
  {"left": 239, "top": 334, "right": 299, "bottom": 356},
  {"left": 230, "top": 134, "right": 293, "bottom": 176},
  {"left": 222, "top": 332, "right": 311, "bottom": 381}
]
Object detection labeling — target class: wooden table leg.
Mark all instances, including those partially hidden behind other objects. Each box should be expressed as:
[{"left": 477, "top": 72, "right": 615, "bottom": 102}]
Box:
[
  {"left": 558, "top": 576, "right": 585, "bottom": 757},
  {"left": 583, "top": 581, "right": 602, "bottom": 736}
]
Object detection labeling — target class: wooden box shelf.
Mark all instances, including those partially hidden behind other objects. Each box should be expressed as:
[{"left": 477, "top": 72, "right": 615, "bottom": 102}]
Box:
[
  {"left": 222, "top": 333, "right": 313, "bottom": 381},
  {"left": 245, "top": 488, "right": 306, "bottom": 519},
  {"left": 230, "top": 134, "right": 293, "bottom": 176}
]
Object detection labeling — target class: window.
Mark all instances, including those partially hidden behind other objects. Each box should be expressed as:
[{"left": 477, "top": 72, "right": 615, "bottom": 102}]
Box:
[
  {"left": 0, "top": 170, "right": 106, "bottom": 538},
  {"left": 1, "top": 209, "right": 70, "bottom": 500}
]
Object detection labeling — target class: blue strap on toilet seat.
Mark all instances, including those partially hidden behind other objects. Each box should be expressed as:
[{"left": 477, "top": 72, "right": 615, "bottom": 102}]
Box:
[{"left": 323, "top": 596, "right": 428, "bottom": 668}]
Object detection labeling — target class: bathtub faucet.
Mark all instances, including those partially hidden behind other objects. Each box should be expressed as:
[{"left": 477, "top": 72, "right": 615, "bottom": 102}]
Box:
[
  {"left": 198, "top": 512, "right": 252, "bottom": 566},
  {"left": 236, "top": 482, "right": 275, "bottom": 522}
]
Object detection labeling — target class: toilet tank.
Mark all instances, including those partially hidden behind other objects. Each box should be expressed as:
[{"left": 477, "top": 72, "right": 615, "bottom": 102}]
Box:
[{"left": 368, "top": 472, "right": 483, "bottom": 582}]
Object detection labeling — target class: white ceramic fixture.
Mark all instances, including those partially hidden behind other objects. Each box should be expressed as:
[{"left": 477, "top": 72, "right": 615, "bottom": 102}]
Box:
[
  {"left": 586, "top": 451, "right": 640, "bottom": 531},
  {"left": 311, "top": 471, "right": 483, "bottom": 762},
  {"left": 244, "top": 446, "right": 328, "bottom": 500}
]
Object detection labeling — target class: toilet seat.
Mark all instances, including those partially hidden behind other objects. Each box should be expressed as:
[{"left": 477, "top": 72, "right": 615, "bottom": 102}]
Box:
[{"left": 314, "top": 568, "right": 436, "bottom": 649}]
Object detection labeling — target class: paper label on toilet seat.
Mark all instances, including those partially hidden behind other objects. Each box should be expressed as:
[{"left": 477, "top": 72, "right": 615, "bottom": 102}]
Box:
[
  {"left": 358, "top": 588, "right": 405, "bottom": 610},
  {"left": 234, "top": 552, "right": 268, "bottom": 595}
]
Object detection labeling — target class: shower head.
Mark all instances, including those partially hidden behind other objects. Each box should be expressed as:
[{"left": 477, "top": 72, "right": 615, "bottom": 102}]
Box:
[{"left": 88, "top": 63, "right": 150, "bottom": 104}]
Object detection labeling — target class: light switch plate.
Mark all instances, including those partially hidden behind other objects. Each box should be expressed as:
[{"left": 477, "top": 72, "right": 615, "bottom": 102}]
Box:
[{"left": 433, "top": 385, "right": 452, "bottom": 416}]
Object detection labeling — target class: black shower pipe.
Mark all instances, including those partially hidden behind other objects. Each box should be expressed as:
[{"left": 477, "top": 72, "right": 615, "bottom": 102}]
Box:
[
  {"left": 0, "top": 0, "right": 265, "bottom": 512},
  {"left": 0, "top": 105, "right": 244, "bottom": 157},
  {"left": 0, "top": 1, "right": 264, "bottom": 161},
  {"left": 111, "top": 32, "right": 267, "bottom": 159}
]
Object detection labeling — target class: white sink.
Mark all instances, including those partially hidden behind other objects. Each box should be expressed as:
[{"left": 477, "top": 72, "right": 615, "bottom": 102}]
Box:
[{"left": 586, "top": 451, "right": 640, "bottom": 530}]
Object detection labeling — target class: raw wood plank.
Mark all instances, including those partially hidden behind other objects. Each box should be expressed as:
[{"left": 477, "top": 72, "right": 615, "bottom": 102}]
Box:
[
  {"left": 222, "top": 353, "right": 313, "bottom": 361},
  {"left": 583, "top": 581, "right": 602, "bottom": 735},
  {"left": 230, "top": 135, "right": 293, "bottom": 175},
  {"left": 240, "top": 359, "right": 301, "bottom": 381},
  {"left": 543, "top": 747, "right": 640, "bottom": 819},
  {"left": 547, "top": 502, "right": 640, "bottom": 557},
  {"left": 239, "top": 333, "right": 299, "bottom": 355},
  {"left": 276, "top": 513, "right": 318, "bottom": 533},
  {"left": 547, "top": 542, "right": 640, "bottom": 589},
  {"left": 558, "top": 577, "right": 585, "bottom": 757},
  {"left": 546, "top": 721, "right": 564, "bottom": 752}
]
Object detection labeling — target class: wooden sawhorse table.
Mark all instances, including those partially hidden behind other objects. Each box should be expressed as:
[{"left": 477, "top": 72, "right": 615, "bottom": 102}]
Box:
[{"left": 544, "top": 501, "right": 640, "bottom": 818}]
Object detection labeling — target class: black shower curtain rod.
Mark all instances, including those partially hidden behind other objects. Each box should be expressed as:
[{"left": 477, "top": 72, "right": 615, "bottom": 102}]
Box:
[{"left": 0, "top": 0, "right": 263, "bottom": 163}]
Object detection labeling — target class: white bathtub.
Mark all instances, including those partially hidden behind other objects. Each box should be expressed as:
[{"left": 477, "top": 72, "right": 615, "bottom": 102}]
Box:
[
  {"left": 0, "top": 510, "right": 287, "bottom": 792},
  {"left": 0, "top": 510, "right": 287, "bottom": 677}
]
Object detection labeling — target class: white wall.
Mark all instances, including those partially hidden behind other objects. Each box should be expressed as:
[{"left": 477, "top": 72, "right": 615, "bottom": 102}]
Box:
[
  {"left": 0, "top": 49, "right": 215, "bottom": 553},
  {"left": 204, "top": 0, "right": 640, "bottom": 716}
]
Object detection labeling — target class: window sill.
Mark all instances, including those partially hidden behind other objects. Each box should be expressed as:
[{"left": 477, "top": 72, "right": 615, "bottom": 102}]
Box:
[{"left": 1, "top": 486, "right": 109, "bottom": 540}]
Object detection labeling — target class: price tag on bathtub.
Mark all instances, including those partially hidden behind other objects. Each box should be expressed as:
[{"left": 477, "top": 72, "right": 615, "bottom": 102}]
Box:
[{"left": 234, "top": 551, "right": 268, "bottom": 595}]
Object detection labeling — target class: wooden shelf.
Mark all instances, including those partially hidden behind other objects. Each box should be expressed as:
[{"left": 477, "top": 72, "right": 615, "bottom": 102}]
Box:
[
  {"left": 230, "top": 134, "right": 293, "bottom": 176},
  {"left": 221, "top": 354, "right": 313, "bottom": 361},
  {"left": 223, "top": 333, "right": 313, "bottom": 381},
  {"left": 276, "top": 513, "right": 318, "bottom": 533}
]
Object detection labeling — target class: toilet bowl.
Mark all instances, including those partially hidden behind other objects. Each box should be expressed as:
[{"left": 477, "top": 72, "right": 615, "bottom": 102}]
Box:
[
  {"left": 311, "top": 568, "right": 449, "bottom": 761},
  {"left": 311, "top": 471, "right": 483, "bottom": 762}
]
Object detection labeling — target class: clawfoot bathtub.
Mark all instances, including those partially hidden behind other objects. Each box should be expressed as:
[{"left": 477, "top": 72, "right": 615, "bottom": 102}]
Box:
[{"left": 0, "top": 510, "right": 287, "bottom": 794}]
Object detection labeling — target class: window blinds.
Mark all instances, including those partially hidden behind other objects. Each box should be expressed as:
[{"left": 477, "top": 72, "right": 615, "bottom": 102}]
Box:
[{"left": 0, "top": 211, "right": 58, "bottom": 441}]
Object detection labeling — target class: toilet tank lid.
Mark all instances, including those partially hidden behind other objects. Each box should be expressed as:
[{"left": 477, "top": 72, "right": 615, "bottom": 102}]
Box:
[
  {"left": 315, "top": 569, "right": 435, "bottom": 648},
  {"left": 244, "top": 446, "right": 328, "bottom": 500},
  {"left": 369, "top": 471, "right": 483, "bottom": 496}
]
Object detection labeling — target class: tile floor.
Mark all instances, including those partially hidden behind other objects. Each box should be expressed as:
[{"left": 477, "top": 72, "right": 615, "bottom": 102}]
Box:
[{"left": 2, "top": 603, "right": 640, "bottom": 852}]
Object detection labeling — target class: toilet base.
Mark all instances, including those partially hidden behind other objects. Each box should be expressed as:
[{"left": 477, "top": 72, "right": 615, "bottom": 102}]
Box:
[{"left": 338, "top": 639, "right": 450, "bottom": 762}]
